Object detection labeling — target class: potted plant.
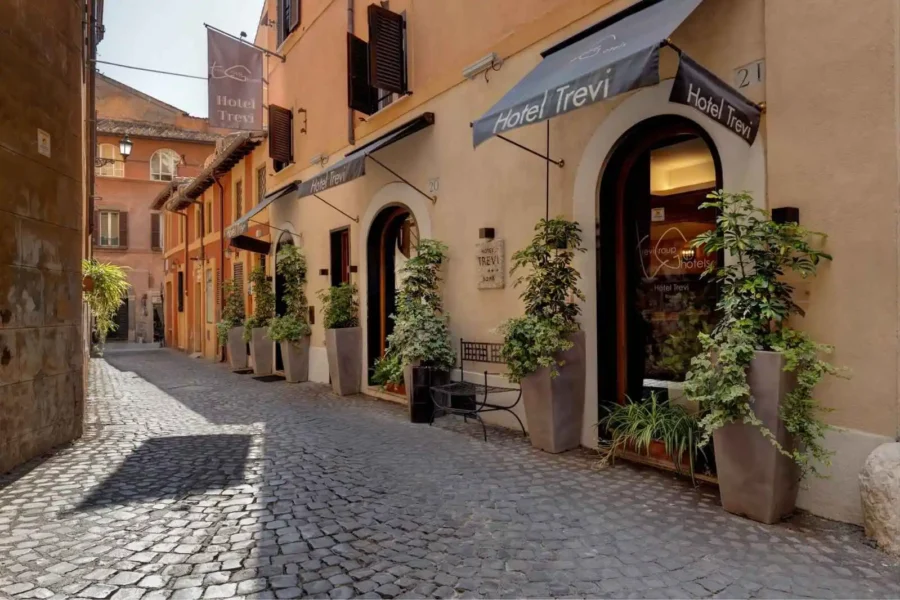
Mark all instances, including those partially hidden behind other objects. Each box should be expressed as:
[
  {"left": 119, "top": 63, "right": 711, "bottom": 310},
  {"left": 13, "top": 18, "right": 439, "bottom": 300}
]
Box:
[
  {"left": 499, "top": 218, "right": 587, "bottom": 453},
  {"left": 599, "top": 392, "right": 703, "bottom": 482},
  {"left": 244, "top": 265, "right": 275, "bottom": 376},
  {"left": 82, "top": 259, "right": 130, "bottom": 356},
  {"left": 684, "top": 190, "right": 840, "bottom": 524},
  {"left": 318, "top": 283, "right": 361, "bottom": 395},
  {"left": 268, "top": 245, "right": 311, "bottom": 383},
  {"left": 373, "top": 239, "right": 456, "bottom": 423},
  {"left": 217, "top": 279, "right": 247, "bottom": 370}
]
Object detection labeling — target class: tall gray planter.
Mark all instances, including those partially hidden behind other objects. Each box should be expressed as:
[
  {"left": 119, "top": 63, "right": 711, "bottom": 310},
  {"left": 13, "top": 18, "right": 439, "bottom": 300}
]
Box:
[
  {"left": 713, "top": 350, "right": 800, "bottom": 524},
  {"left": 250, "top": 327, "right": 273, "bottom": 376},
  {"left": 281, "top": 336, "right": 310, "bottom": 383},
  {"left": 520, "top": 330, "right": 586, "bottom": 453},
  {"left": 227, "top": 327, "right": 248, "bottom": 370},
  {"left": 325, "top": 327, "right": 361, "bottom": 395}
]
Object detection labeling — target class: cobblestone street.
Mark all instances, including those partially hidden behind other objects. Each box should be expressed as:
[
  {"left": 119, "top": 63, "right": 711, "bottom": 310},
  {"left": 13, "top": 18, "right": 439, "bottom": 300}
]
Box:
[{"left": 1, "top": 350, "right": 898, "bottom": 599}]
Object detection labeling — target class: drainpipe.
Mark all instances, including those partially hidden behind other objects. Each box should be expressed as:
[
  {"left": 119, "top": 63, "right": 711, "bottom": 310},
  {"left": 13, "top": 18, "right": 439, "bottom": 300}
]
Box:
[
  {"left": 198, "top": 199, "right": 206, "bottom": 358},
  {"left": 215, "top": 175, "right": 226, "bottom": 363},
  {"left": 347, "top": 0, "right": 355, "bottom": 145},
  {"left": 175, "top": 210, "right": 188, "bottom": 349}
]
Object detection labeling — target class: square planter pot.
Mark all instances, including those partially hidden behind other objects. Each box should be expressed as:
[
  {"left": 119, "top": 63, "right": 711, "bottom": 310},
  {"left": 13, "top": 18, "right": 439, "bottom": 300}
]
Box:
[
  {"left": 250, "top": 327, "right": 273, "bottom": 376},
  {"left": 325, "top": 327, "right": 362, "bottom": 395},
  {"left": 281, "top": 336, "right": 310, "bottom": 383},
  {"left": 713, "top": 350, "right": 800, "bottom": 524},
  {"left": 520, "top": 330, "right": 586, "bottom": 453},
  {"left": 403, "top": 363, "right": 450, "bottom": 423},
  {"left": 227, "top": 327, "right": 248, "bottom": 370}
]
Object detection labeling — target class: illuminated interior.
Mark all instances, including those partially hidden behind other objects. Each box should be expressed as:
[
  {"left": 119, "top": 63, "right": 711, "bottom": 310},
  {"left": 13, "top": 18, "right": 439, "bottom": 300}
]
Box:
[{"left": 649, "top": 138, "right": 716, "bottom": 195}]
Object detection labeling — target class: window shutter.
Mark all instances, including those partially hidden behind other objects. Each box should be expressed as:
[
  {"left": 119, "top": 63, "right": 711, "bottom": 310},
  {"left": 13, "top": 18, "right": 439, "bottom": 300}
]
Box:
[
  {"left": 119, "top": 211, "right": 128, "bottom": 248},
  {"left": 290, "top": 0, "right": 300, "bottom": 32},
  {"left": 151, "top": 213, "right": 161, "bottom": 250},
  {"left": 276, "top": 0, "right": 285, "bottom": 46},
  {"left": 177, "top": 271, "right": 184, "bottom": 312},
  {"left": 268, "top": 104, "right": 293, "bottom": 164},
  {"left": 92, "top": 210, "right": 100, "bottom": 246},
  {"left": 233, "top": 262, "right": 245, "bottom": 312},
  {"left": 347, "top": 33, "right": 378, "bottom": 115},
  {"left": 367, "top": 4, "right": 406, "bottom": 95}
]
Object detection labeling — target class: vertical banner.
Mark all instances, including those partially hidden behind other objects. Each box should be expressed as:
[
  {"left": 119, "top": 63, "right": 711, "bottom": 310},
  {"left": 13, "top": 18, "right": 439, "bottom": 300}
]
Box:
[
  {"left": 669, "top": 53, "right": 761, "bottom": 145},
  {"left": 207, "top": 28, "right": 263, "bottom": 130}
]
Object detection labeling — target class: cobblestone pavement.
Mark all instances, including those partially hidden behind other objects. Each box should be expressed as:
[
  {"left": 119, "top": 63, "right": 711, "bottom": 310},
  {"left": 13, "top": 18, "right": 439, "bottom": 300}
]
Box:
[{"left": 1, "top": 351, "right": 899, "bottom": 600}]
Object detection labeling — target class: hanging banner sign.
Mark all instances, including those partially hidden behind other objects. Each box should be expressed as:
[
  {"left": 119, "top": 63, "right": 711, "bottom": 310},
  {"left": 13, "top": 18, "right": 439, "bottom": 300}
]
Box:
[
  {"left": 296, "top": 155, "right": 367, "bottom": 199},
  {"left": 207, "top": 28, "right": 264, "bottom": 131},
  {"left": 669, "top": 54, "right": 761, "bottom": 145}
]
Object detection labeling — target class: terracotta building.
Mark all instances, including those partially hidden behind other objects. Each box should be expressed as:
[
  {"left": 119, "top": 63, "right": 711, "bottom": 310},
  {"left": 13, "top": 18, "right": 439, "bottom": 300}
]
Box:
[
  {"left": 93, "top": 74, "right": 220, "bottom": 343},
  {"left": 0, "top": 0, "right": 103, "bottom": 473}
]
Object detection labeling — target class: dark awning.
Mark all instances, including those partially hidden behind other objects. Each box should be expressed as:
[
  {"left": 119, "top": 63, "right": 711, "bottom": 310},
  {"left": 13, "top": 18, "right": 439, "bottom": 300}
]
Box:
[
  {"left": 230, "top": 235, "right": 271, "bottom": 255},
  {"left": 225, "top": 181, "right": 300, "bottom": 240},
  {"left": 472, "top": 0, "right": 702, "bottom": 146},
  {"left": 296, "top": 112, "right": 435, "bottom": 198}
]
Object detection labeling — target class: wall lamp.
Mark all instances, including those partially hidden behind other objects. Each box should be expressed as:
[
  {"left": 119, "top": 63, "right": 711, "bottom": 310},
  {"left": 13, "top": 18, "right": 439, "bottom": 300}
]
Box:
[
  {"left": 463, "top": 52, "right": 502, "bottom": 80},
  {"left": 119, "top": 135, "right": 133, "bottom": 161}
]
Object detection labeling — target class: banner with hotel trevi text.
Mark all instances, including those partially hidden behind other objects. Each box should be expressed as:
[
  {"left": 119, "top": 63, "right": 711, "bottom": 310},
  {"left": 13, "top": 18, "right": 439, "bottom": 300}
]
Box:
[{"left": 207, "top": 28, "right": 263, "bottom": 131}]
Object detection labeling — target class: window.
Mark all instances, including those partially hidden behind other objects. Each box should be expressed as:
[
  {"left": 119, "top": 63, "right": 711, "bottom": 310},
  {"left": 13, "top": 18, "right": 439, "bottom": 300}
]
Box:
[
  {"left": 179, "top": 214, "right": 184, "bottom": 244},
  {"left": 195, "top": 205, "right": 202, "bottom": 240},
  {"left": 268, "top": 105, "right": 293, "bottom": 172},
  {"left": 205, "top": 269, "right": 214, "bottom": 323},
  {"left": 347, "top": 4, "right": 408, "bottom": 116},
  {"left": 330, "top": 227, "right": 350, "bottom": 286},
  {"left": 97, "top": 210, "right": 124, "bottom": 247},
  {"left": 150, "top": 149, "right": 180, "bottom": 181},
  {"left": 235, "top": 180, "right": 244, "bottom": 218},
  {"left": 256, "top": 166, "right": 266, "bottom": 205},
  {"left": 177, "top": 271, "right": 184, "bottom": 312},
  {"left": 151, "top": 213, "right": 162, "bottom": 250},
  {"left": 277, "top": 0, "right": 300, "bottom": 47},
  {"left": 206, "top": 201, "right": 213, "bottom": 235},
  {"left": 233, "top": 262, "right": 245, "bottom": 312},
  {"left": 96, "top": 143, "right": 124, "bottom": 177}
]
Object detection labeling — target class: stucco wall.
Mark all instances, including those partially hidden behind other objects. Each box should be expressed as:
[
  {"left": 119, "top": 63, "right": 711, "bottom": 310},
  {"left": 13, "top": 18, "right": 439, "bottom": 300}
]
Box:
[{"left": 0, "top": 0, "right": 86, "bottom": 473}]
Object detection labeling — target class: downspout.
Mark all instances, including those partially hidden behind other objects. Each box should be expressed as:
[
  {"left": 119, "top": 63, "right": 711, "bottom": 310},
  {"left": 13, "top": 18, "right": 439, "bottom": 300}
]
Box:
[
  {"left": 347, "top": 0, "right": 355, "bottom": 145},
  {"left": 199, "top": 199, "right": 206, "bottom": 358},
  {"left": 87, "top": 0, "right": 98, "bottom": 260},
  {"left": 176, "top": 210, "right": 188, "bottom": 349},
  {"left": 215, "top": 175, "right": 226, "bottom": 362}
]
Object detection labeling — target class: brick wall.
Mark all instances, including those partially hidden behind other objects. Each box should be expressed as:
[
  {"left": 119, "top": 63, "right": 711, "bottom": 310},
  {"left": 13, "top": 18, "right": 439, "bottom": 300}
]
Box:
[{"left": 0, "top": 0, "right": 86, "bottom": 473}]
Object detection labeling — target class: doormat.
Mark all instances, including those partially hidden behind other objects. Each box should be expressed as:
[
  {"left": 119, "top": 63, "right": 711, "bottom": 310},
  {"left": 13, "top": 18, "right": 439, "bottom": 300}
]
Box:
[
  {"left": 233, "top": 368, "right": 254, "bottom": 375},
  {"left": 253, "top": 375, "right": 285, "bottom": 383}
]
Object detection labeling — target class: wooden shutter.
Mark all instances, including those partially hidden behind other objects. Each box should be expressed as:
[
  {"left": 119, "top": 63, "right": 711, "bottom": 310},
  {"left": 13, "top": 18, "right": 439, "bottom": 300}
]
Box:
[
  {"left": 368, "top": 4, "right": 406, "bottom": 95},
  {"left": 347, "top": 33, "right": 377, "bottom": 115},
  {"left": 276, "top": 0, "right": 285, "bottom": 46},
  {"left": 118, "top": 211, "right": 128, "bottom": 248},
  {"left": 151, "top": 213, "right": 161, "bottom": 250},
  {"left": 233, "top": 262, "right": 245, "bottom": 312},
  {"left": 290, "top": 0, "right": 300, "bottom": 31},
  {"left": 268, "top": 105, "right": 293, "bottom": 164},
  {"left": 92, "top": 210, "right": 100, "bottom": 246},
  {"left": 177, "top": 271, "right": 184, "bottom": 312}
]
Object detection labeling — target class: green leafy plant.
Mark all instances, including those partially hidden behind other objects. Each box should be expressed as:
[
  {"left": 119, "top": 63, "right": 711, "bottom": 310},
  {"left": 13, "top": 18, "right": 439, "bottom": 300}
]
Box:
[
  {"left": 499, "top": 218, "right": 586, "bottom": 382},
  {"left": 82, "top": 259, "right": 131, "bottom": 348},
  {"left": 243, "top": 265, "right": 275, "bottom": 343},
  {"left": 683, "top": 190, "right": 841, "bottom": 477},
  {"left": 317, "top": 283, "right": 359, "bottom": 329},
  {"left": 375, "top": 239, "right": 455, "bottom": 387},
  {"left": 216, "top": 279, "right": 244, "bottom": 346},
  {"left": 599, "top": 392, "right": 703, "bottom": 481},
  {"left": 268, "top": 244, "right": 311, "bottom": 344}
]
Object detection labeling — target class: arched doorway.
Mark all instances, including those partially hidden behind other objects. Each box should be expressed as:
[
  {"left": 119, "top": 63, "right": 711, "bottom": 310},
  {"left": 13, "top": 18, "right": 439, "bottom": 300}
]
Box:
[
  {"left": 597, "top": 115, "right": 723, "bottom": 408},
  {"left": 365, "top": 205, "right": 418, "bottom": 385},
  {"left": 274, "top": 231, "right": 294, "bottom": 372}
]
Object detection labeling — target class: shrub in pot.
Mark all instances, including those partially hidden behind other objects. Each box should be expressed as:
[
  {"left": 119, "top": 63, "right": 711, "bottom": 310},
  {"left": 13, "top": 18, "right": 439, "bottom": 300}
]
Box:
[
  {"left": 268, "top": 245, "right": 311, "bottom": 383},
  {"left": 82, "top": 259, "right": 131, "bottom": 356},
  {"left": 500, "top": 218, "right": 586, "bottom": 453},
  {"left": 217, "top": 279, "right": 247, "bottom": 370},
  {"left": 684, "top": 190, "right": 840, "bottom": 524},
  {"left": 244, "top": 265, "right": 275, "bottom": 376},
  {"left": 372, "top": 239, "right": 455, "bottom": 423},
  {"left": 318, "top": 283, "right": 361, "bottom": 395}
]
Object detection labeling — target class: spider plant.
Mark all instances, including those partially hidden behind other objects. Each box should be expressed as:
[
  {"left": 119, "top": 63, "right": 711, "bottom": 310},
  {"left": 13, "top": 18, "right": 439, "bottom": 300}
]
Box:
[{"left": 599, "top": 392, "right": 703, "bottom": 482}]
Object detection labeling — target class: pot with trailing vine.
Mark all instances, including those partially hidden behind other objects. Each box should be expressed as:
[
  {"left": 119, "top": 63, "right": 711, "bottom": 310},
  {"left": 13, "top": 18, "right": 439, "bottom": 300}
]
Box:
[
  {"left": 269, "top": 245, "right": 312, "bottom": 383},
  {"left": 500, "top": 218, "right": 588, "bottom": 453},
  {"left": 319, "top": 283, "right": 362, "bottom": 395},
  {"left": 218, "top": 279, "right": 247, "bottom": 370},
  {"left": 684, "top": 191, "right": 838, "bottom": 524},
  {"left": 245, "top": 266, "right": 276, "bottom": 377}
]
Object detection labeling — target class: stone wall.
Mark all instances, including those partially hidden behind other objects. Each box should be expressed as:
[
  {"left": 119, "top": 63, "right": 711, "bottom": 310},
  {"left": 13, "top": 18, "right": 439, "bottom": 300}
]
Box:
[{"left": 0, "top": 0, "right": 86, "bottom": 473}]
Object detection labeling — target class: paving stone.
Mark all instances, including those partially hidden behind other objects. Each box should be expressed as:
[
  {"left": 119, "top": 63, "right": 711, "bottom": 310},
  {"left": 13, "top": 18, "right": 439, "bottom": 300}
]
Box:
[
  {"left": 236, "top": 579, "right": 267, "bottom": 594},
  {"left": 170, "top": 589, "right": 202, "bottom": 600},
  {"left": 81, "top": 585, "right": 118, "bottom": 599},
  {"left": 109, "top": 589, "right": 145, "bottom": 600},
  {"left": 202, "top": 584, "right": 236, "bottom": 599}
]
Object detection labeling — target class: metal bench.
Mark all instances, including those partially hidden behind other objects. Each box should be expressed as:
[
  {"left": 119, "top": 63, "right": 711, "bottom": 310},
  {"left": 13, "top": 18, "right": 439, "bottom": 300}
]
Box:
[{"left": 429, "top": 339, "right": 526, "bottom": 441}]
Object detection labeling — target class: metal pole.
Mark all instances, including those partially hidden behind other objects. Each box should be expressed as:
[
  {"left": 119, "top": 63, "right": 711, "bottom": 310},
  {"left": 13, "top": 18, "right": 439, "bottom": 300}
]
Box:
[{"left": 204, "top": 23, "right": 286, "bottom": 61}]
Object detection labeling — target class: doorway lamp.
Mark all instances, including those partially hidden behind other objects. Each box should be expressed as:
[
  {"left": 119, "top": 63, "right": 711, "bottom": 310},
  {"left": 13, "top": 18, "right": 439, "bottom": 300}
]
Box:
[{"left": 118, "top": 135, "right": 133, "bottom": 161}]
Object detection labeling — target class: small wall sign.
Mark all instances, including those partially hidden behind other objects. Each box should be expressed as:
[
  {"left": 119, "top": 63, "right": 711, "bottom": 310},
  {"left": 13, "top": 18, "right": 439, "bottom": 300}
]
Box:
[
  {"left": 477, "top": 239, "right": 505, "bottom": 289},
  {"left": 37, "top": 129, "right": 51, "bottom": 158},
  {"left": 734, "top": 59, "right": 765, "bottom": 89}
]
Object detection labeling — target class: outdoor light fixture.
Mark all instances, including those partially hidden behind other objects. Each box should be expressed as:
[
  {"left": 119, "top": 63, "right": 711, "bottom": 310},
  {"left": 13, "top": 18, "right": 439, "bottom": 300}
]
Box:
[
  {"left": 681, "top": 247, "right": 696, "bottom": 262},
  {"left": 479, "top": 227, "right": 495, "bottom": 240},
  {"left": 463, "top": 52, "right": 502, "bottom": 80},
  {"left": 119, "top": 135, "right": 133, "bottom": 161},
  {"left": 309, "top": 153, "right": 327, "bottom": 167}
]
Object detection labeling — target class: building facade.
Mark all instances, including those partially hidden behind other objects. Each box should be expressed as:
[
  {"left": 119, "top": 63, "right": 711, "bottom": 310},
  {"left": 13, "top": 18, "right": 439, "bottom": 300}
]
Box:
[
  {"left": 162, "top": 0, "right": 900, "bottom": 525},
  {"left": 93, "top": 74, "right": 219, "bottom": 343},
  {"left": 0, "top": 0, "right": 103, "bottom": 473}
]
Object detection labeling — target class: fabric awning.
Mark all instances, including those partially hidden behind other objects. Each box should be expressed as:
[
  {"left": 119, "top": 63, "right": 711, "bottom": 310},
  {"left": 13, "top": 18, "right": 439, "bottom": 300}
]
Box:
[
  {"left": 225, "top": 180, "right": 300, "bottom": 240},
  {"left": 229, "top": 235, "right": 271, "bottom": 255},
  {"left": 472, "top": 0, "right": 702, "bottom": 146},
  {"left": 296, "top": 112, "right": 435, "bottom": 198}
]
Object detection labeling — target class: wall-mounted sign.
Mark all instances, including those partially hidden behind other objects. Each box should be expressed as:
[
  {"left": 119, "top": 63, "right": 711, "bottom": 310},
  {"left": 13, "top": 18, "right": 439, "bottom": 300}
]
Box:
[
  {"left": 734, "top": 59, "right": 765, "bottom": 89},
  {"left": 651, "top": 207, "right": 665, "bottom": 222},
  {"left": 37, "top": 129, "right": 51, "bottom": 158},
  {"left": 669, "top": 54, "right": 761, "bottom": 145},
  {"left": 207, "top": 28, "right": 264, "bottom": 130},
  {"left": 477, "top": 239, "right": 505, "bottom": 289}
]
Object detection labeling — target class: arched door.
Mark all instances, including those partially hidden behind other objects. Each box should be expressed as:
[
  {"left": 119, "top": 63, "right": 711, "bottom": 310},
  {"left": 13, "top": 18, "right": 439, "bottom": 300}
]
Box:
[
  {"left": 365, "top": 205, "right": 418, "bottom": 385},
  {"left": 597, "top": 115, "right": 722, "bottom": 407}
]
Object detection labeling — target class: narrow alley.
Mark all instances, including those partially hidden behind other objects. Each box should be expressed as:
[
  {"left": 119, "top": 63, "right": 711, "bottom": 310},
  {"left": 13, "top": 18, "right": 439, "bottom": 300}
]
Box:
[{"left": 0, "top": 350, "right": 897, "bottom": 600}]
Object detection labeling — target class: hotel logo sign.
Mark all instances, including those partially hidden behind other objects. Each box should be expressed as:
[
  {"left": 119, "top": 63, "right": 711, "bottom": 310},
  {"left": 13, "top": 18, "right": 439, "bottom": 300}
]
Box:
[{"left": 208, "top": 29, "right": 263, "bottom": 131}]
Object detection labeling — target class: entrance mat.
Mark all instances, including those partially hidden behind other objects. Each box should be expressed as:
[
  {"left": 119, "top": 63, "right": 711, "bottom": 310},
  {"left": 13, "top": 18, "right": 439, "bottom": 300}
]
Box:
[
  {"left": 233, "top": 368, "right": 254, "bottom": 375},
  {"left": 253, "top": 375, "right": 285, "bottom": 383}
]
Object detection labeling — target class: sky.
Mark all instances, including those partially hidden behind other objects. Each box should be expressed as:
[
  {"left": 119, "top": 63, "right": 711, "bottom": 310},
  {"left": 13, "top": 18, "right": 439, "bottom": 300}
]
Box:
[{"left": 98, "top": 0, "right": 266, "bottom": 118}]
